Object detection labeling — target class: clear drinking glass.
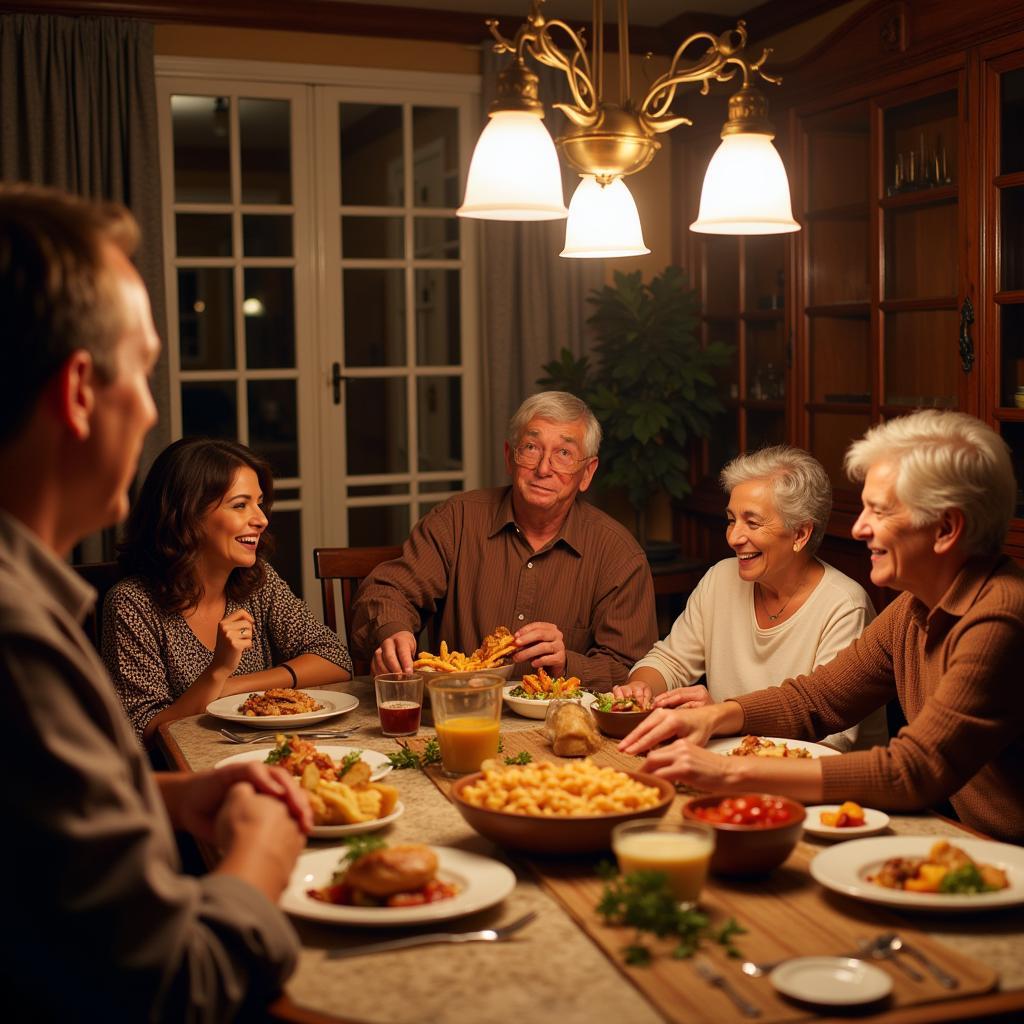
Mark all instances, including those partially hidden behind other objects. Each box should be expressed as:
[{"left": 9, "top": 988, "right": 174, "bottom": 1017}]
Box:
[
  {"left": 374, "top": 672, "right": 424, "bottom": 737},
  {"left": 426, "top": 673, "right": 504, "bottom": 777},
  {"left": 612, "top": 820, "right": 715, "bottom": 907}
]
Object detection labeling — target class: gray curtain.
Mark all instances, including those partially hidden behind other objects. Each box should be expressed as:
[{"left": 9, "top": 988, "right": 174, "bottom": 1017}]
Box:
[
  {"left": 478, "top": 45, "right": 605, "bottom": 485},
  {"left": 0, "top": 13, "right": 170, "bottom": 558}
]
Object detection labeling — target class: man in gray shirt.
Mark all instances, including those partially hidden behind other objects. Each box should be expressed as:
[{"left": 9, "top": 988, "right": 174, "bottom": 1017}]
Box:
[{"left": 0, "top": 185, "right": 311, "bottom": 1021}]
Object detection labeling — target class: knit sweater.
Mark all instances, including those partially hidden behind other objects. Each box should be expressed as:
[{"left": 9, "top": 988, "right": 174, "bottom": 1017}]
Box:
[{"left": 735, "top": 556, "right": 1024, "bottom": 843}]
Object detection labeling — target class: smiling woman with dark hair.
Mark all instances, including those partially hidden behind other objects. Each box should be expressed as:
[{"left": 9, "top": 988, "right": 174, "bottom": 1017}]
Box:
[{"left": 104, "top": 437, "right": 351, "bottom": 744}]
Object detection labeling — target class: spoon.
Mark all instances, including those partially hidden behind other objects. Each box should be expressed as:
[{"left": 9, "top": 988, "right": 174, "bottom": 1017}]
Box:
[
  {"left": 858, "top": 937, "right": 925, "bottom": 981},
  {"left": 874, "top": 933, "right": 958, "bottom": 988}
]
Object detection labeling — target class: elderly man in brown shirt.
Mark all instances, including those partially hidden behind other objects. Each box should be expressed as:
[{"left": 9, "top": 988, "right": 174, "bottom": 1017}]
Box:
[
  {"left": 351, "top": 391, "right": 657, "bottom": 686},
  {"left": 0, "top": 185, "right": 311, "bottom": 1021}
]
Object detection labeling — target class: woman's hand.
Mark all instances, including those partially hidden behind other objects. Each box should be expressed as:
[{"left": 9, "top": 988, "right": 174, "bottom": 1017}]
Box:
[
  {"left": 612, "top": 681, "right": 653, "bottom": 705},
  {"left": 653, "top": 685, "right": 713, "bottom": 710},
  {"left": 640, "top": 738, "right": 737, "bottom": 789},
  {"left": 210, "top": 609, "right": 255, "bottom": 681},
  {"left": 617, "top": 703, "right": 723, "bottom": 756}
]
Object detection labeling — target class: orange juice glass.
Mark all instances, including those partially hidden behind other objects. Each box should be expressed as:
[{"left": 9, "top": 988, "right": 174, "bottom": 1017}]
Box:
[
  {"left": 612, "top": 820, "right": 715, "bottom": 907},
  {"left": 426, "top": 673, "right": 504, "bottom": 777}
]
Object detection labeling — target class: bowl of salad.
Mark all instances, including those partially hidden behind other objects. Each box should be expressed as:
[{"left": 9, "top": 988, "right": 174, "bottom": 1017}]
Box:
[
  {"left": 502, "top": 669, "right": 596, "bottom": 719},
  {"left": 590, "top": 693, "right": 654, "bottom": 738}
]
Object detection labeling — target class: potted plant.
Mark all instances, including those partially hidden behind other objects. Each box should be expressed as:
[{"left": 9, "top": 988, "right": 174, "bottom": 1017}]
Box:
[{"left": 539, "top": 266, "right": 732, "bottom": 551}]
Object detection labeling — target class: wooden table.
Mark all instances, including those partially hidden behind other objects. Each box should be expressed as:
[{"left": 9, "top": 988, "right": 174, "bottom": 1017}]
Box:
[{"left": 158, "top": 680, "right": 1024, "bottom": 1024}]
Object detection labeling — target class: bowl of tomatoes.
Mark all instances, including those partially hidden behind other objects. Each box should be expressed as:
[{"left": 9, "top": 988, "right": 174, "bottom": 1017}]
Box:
[{"left": 681, "top": 793, "right": 805, "bottom": 876}]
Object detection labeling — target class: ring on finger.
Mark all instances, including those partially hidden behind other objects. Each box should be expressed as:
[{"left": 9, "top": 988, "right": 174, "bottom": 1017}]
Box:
[{"left": 240, "top": 627, "right": 249, "bottom": 638}]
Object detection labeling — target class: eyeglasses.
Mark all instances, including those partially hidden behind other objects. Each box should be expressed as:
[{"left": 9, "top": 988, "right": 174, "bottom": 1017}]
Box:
[{"left": 513, "top": 440, "right": 590, "bottom": 474}]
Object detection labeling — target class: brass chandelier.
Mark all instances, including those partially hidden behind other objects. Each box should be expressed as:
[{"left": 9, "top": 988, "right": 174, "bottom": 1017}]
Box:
[{"left": 457, "top": 0, "right": 800, "bottom": 257}]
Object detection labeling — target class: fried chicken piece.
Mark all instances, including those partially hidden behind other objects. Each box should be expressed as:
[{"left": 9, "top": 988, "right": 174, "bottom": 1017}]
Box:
[{"left": 345, "top": 844, "right": 439, "bottom": 897}]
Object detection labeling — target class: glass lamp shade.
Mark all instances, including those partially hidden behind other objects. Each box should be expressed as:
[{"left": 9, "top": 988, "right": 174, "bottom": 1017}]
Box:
[
  {"left": 560, "top": 175, "right": 650, "bottom": 258},
  {"left": 691, "top": 132, "right": 800, "bottom": 235},
  {"left": 457, "top": 110, "right": 568, "bottom": 220}
]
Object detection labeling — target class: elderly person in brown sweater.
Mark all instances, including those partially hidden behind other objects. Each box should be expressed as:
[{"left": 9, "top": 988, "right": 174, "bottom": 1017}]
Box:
[{"left": 620, "top": 410, "right": 1024, "bottom": 843}]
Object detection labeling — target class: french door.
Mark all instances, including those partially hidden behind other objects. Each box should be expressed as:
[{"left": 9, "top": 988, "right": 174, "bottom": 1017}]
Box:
[{"left": 157, "top": 60, "right": 480, "bottom": 600}]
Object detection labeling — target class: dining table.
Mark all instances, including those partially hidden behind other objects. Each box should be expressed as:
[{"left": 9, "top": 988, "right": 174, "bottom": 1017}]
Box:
[{"left": 157, "top": 679, "right": 1024, "bottom": 1024}]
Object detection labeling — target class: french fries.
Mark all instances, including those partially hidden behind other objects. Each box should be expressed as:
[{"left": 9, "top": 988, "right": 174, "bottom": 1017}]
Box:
[
  {"left": 413, "top": 626, "right": 517, "bottom": 673},
  {"left": 299, "top": 761, "right": 400, "bottom": 826},
  {"left": 516, "top": 667, "right": 581, "bottom": 698}
]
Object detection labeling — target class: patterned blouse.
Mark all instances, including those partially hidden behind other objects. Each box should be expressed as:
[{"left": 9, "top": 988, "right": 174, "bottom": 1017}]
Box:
[{"left": 102, "top": 564, "right": 352, "bottom": 739}]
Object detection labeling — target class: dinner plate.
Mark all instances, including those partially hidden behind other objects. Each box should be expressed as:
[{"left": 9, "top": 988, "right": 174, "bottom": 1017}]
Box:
[
  {"left": 705, "top": 736, "right": 841, "bottom": 759},
  {"left": 213, "top": 745, "right": 393, "bottom": 782},
  {"left": 281, "top": 845, "right": 517, "bottom": 925},
  {"left": 205, "top": 690, "right": 358, "bottom": 728},
  {"left": 502, "top": 686, "right": 596, "bottom": 720},
  {"left": 310, "top": 801, "right": 404, "bottom": 840},
  {"left": 804, "top": 805, "right": 890, "bottom": 840},
  {"left": 771, "top": 956, "right": 892, "bottom": 1006},
  {"left": 810, "top": 836, "right": 1024, "bottom": 911}
]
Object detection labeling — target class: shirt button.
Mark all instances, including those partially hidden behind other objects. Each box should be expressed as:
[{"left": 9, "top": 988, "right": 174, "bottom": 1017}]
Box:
[
  {"left": 527, "top": 561, "right": 533, "bottom": 569},
  {"left": 517, "top": 613, "right": 525, "bottom": 621}
]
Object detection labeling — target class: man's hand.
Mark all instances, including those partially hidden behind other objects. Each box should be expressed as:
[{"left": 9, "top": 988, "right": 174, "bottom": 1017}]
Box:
[
  {"left": 372, "top": 630, "right": 417, "bottom": 674},
  {"left": 654, "top": 684, "right": 713, "bottom": 710},
  {"left": 612, "top": 681, "right": 654, "bottom": 705},
  {"left": 513, "top": 621, "right": 566, "bottom": 675}
]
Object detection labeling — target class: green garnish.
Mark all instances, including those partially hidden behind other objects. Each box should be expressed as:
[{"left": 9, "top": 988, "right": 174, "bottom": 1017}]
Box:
[
  {"left": 595, "top": 862, "right": 745, "bottom": 964},
  {"left": 504, "top": 751, "right": 533, "bottom": 765},
  {"left": 939, "top": 863, "right": 995, "bottom": 894},
  {"left": 593, "top": 693, "right": 648, "bottom": 713},
  {"left": 497, "top": 736, "right": 504, "bottom": 753},
  {"left": 329, "top": 835, "right": 388, "bottom": 883},
  {"left": 386, "top": 738, "right": 442, "bottom": 770},
  {"left": 338, "top": 750, "right": 364, "bottom": 775},
  {"left": 264, "top": 741, "right": 292, "bottom": 765}
]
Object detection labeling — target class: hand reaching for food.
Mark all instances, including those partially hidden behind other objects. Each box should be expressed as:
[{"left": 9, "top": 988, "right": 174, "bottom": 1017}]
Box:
[{"left": 512, "top": 621, "right": 566, "bottom": 675}]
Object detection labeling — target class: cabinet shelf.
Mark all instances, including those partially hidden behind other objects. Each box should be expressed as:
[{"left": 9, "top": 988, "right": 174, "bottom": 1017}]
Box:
[
  {"left": 879, "top": 184, "right": 957, "bottom": 209},
  {"left": 995, "top": 290, "right": 1024, "bottom": 304},
  {"left": 994, "top": 172, "right": 1024, "bottom": 188},
  {"left": 741, "top": 399, "right": 786, "bottom": 411},
  {"left": 741, "top": 310, "right": 784, "bottom": 322},
  {"left": 878, "top": 296, "right": 957, "bottom": 312},
  {"left": 805, "top": 302, "right": 871, "bottom": 318}
]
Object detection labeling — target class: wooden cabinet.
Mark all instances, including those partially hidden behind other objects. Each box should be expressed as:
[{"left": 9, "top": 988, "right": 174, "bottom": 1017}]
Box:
[{"left": 677, "top": 0, "right": 1024, "bottom": 571}]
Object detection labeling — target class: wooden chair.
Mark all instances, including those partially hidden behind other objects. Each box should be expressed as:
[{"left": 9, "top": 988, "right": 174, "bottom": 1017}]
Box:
[
  {"left": 313, "top": 546, "right": 402, "bottom": 673},
  {"left": 73, "top": 561, "right": 122, "bottom": 650}
]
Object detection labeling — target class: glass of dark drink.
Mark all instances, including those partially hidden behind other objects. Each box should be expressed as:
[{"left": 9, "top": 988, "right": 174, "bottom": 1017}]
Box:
[{"left": 374, "top": 672, "right": 424, "bottom": 736}]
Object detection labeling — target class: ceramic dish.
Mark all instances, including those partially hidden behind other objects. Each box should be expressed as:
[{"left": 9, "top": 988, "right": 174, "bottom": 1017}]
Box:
[
  {"left": 281, "top": 845, "right": 516, "bottom": 925},
  {"left": 804, "top": 805, "right": 890, "bottom": 840},
  {"left": 205, "top": 690, "right": 358, "bottom": 729},
  {"left": 705, "top": 736, "right": 841, "bottom": 759},
  {"left": 308, "top": 801, "right": 404, "bottom": 840},
  {"left": 771, "top": 956, "right": 892, "bottom": 1006},
  {"left": 810, "top": 836, "right": 1024, "bottom": 911},
  {"left": 418, "top": 664, "right": 514, "bottom": 682},
  {"left": 213, "top": 745, "right": 393, "bottom": 782},
  {"left": 590, "top": 703, "right": 653, "bottom": 739},
  {"left": 449, "top": 770, "right": 674, "bottom": 854},
  {"left": 501, "top": 686, "right": 596, "bottom": 720}
]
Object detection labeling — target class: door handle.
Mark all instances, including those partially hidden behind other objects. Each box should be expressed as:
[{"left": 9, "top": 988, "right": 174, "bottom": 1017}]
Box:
[
  {"left": 331, "top": 361, "right": 344, "bottom": 405},
  {"left": 958, "top": 297, "right": 974, "bottom": 374}
]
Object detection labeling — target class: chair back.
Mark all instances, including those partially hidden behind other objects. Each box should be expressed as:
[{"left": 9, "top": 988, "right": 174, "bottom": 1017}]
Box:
[
  {"left": 313, "top": 546, "right": 402, "bottom": 672},
  {"left": 74, "top": 561, "right": 122, "bottom": 650}
]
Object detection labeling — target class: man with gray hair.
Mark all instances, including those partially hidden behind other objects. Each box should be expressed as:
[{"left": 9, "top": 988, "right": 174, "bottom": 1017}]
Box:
[{"left": 351, "top": 391, "right": 657, "bottom": 685}]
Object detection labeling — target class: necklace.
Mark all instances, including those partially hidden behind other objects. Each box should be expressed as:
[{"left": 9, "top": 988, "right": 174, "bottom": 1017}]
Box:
[{"left": 757, "top": 573, "right": 807, "bottom": 622}]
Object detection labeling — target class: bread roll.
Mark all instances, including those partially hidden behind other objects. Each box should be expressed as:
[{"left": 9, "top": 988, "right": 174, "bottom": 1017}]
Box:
[
  {"left": 345, "top": 844, "right": 439, "bottom": 896},
  {"left": 546, "top": 700, "right": 601, "bottom": 757}
]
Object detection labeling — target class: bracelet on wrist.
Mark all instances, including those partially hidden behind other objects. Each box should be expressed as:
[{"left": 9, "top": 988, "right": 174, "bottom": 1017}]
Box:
[{"left": 281, "top": 662, "right": 298, "bottom": 689}]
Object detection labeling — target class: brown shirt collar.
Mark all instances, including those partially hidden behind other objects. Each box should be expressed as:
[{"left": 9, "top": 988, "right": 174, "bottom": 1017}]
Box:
[
  {"left": 912, "top": 553, "right": 1009, "bottom": 628},
  {"left": 487, "top": 487, "right": 585, "bottom": 557}
]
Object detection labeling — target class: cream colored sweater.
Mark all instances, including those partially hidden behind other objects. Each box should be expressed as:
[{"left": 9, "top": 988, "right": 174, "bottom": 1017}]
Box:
[{"left": 632, "top": 558, "right": 889, "bottom": 751}]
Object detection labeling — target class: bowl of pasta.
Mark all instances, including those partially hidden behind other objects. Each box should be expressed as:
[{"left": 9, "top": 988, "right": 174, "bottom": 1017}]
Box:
[{"left": 449, "top": 758, "right": 674, "bottom": 854}]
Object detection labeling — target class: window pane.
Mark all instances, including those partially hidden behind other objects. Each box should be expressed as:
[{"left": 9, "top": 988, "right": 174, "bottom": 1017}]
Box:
[
  {"left": 248, "top": 379, "right": 298, "bottom": 478},
  {"left": 340, "top": 103, "right": 403, "bottom": 207},
  {"left": 349, "top": 505, "right": 410, "bottom": 547},
  {"left": 746, "top": 322, "right": 786, "bottom": 401},
  {"left": 1000, "top": 303, "right": 1024, "bottom": 407},
  {"left": 348, "top": 483, "right": 409, "bottom": 496},
  {"left": 708, "top": 413, "right": 738, "bottom": 472},
  {"left": 239, "top": 98, "right": 291, "bottom": 204},
  {"left": 182, "top": 381, "right": 237, "bottom": 439},
  {"left": 178, "top": 268, "right": 235, "bottom": 370},
  {"left": 412, "top": 106, "right": 459, "bottom": 207},
  {"left": 1000, "top": 187, "right": 1024, "bottom": 292},
  {"left": 267, "top": 508, "right": 302, "bottom": 598},
  {"left": 414, "top": 218, "right": 459, "bottom": 259},
  {"left": 172, "top": 95, "right": 231, "bottom": 203},
  {"left": 885, "top": 200, "right": 957, "bottom": 299},
  {"left": 704, "top": 237, "right": 738, "bottom": 314},
  {"left": 415, "top": 269, "right": 460, "bottom": 365},
  {"left": 417, "top": 377, "right": 462, "bottom": 472},
  {"left": 420, "top": 479, "right": 461, "bottom": 493},
  {"left": 747, "top": 410, "right": 785, "bottom": 450},
  {"left": 883, "top": 90, "right": 957, "bottom": 194},
  {"left": 243, "top": 214, "right": 292, "bottom": 257},
  {"left": 811, "top": 317, "right": 871, "bottom": 403},
  {"left": 810, "top": 412, "right": 871, "bottom": 491},
  {"left": 346, "top": 378, "right": 407, "bottom": 474},
  {"left": 1001, "top": 68, "right": 1024, "bottom": 175},
  {"left": 176, "top": 213, "right": 232, "bottom": 257},
  {"left": 883, "top": 309, "right": 959, "bottom": 408},
  {"left": 998, "top": 421, "right": 1024, "bottom": 517},
  {"left": 244, "top": 268, "right": 295, "bottom": 368},
  {"left": 342, "top": 216, "right": 404, "bottom": 259},
  {"left": 743, "top": 236, "right": 785, "bottom": 311},
  {"left": 343, "top": 269, "right": 405, "bottom": 366},
  {"left": 809, "top": 219, "right": 868, "bottom": 305}
]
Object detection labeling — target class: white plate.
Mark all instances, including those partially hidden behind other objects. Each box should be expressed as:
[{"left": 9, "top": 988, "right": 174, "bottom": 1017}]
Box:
[
  {"left": 705, "top": 736, "right": 841, "bottom": 759},
  {"left": 213, "top": 745, "right": 393, "bottom": 782},
  {"left": 281, "top": 845, "right": 517, "bottom": 926},
  {"left": 205, "top": 690, "right": 358, "bottom": 728},
  {"left": 810, "top": 836, "right": 1024, "bottom": 911},
  {"left": 804, "top": 805, "right": 890, "bottom": 840},
  {"left": 310, "top": 801, "right": 404, "bottom": 840},
  {"left": 771, "top": 956, "right": 892, "bottom": 1006},
  {"left": 502, "top": 686, "right": 597, "bottom": 720}
]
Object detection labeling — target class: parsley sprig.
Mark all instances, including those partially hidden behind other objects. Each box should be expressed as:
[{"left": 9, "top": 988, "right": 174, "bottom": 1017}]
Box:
[
  {"left": 329, "top": 835, "right": 388, "bottom": 884},
  {"left": 595, "top": 863, "right": 745, "bottom": 964},
  {"left": 504, "top": 751, "right": 533, "bottom": 765},
  {"left": 386, "top": 738, "right": 442, "bottom": 770},
  {"left": 264, "top": 740, "right": 291, "bottom": 765}
]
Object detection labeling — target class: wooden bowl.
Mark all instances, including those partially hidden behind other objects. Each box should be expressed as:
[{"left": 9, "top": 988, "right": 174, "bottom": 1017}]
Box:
[
  {"left": 450, "top": 770, "right": 674, "bottom": 854},
  {"left": 590, "top": 704, "right": 653, "bottom": 739},
  {"left": 682, "top": 793, "right": 805, "bottom": 876}
]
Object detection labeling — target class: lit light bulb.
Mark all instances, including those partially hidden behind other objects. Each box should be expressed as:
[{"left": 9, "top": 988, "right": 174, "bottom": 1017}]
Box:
[{"left": 560, "top": 176, "right": 650, "bottom": 259}]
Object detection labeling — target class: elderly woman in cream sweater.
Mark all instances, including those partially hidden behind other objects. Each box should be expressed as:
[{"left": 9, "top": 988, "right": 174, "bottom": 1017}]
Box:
[{"left": 615, "top": 445, "right": 888, "bottom": 751}]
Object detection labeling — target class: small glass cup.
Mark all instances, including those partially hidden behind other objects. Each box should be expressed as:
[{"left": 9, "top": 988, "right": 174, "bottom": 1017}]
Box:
[
  {"left": 426, "top": 673, "right": 504, "bottom": 777},
  {"left": 374, "top": 672, "right": 424, "bottom": 737},
  {"left": 611, "top": 820, "right": 715, "bottom": 907}
]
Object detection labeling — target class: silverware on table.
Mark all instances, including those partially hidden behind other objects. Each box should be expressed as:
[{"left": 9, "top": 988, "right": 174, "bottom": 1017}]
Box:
[
  {"left": 217, "top": 727, "right": 357, "bottom": 744},
  {"left": 326, "top": 910, "right": 538, "bottom": 959},
  {"left": 859, "top": 936, "right": 926, "bottom": 981},
  {"left": 875, "top": 933, "right": 959, "bottom": 988},
  {"left": 739, "top": 950, "right": 858, "bottom": 978},
  {"left": 692, "top": 956, "right": 762, "bottom": 1017}
]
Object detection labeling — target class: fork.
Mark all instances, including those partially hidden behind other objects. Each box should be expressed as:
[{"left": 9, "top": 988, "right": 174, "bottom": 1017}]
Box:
[
  {"left": 218, "top": 727, "right": 357, "bottom": 744},
  {"left": 692, "top": 956, "right": 762, "bottom": 1017},
  {"left": 326, "top": 910, "right": 538, "bottom": 959}
]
